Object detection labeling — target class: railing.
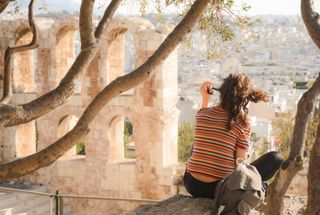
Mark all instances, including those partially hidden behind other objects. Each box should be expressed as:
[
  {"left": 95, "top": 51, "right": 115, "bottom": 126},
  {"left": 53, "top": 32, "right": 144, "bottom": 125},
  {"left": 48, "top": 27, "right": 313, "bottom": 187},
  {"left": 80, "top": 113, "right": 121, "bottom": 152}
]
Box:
[{"left": 0, "top": 186, "right": 158, "bottom": 215}]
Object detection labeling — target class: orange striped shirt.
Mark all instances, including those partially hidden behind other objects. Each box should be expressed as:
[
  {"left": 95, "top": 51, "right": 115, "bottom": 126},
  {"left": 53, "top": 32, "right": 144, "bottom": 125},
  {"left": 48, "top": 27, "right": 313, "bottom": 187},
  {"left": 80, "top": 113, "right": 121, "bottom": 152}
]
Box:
[{"left": 187, "top": 106, "right": 251, "bottom": 181}]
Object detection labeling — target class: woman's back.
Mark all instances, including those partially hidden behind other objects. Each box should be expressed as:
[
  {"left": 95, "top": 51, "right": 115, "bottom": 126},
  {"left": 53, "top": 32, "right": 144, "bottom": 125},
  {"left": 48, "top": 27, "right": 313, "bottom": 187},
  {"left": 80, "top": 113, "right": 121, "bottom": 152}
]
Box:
[{"left": 186, "top": 106, "right": 250, "bottom": 182}]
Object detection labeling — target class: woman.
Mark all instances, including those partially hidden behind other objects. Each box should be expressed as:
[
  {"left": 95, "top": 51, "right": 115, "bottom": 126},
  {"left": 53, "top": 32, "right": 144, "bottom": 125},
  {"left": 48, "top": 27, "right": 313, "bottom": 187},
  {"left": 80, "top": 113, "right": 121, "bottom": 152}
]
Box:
[{"left": 184, "top": 73, "right": 283, "bottom": 199}]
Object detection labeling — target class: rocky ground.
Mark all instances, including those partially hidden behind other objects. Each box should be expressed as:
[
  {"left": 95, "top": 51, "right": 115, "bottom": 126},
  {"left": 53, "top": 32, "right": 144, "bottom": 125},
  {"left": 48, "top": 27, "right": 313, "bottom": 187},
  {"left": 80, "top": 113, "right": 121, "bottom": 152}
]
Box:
[
  {"left": 282, "top": 195, "right": 307, "bottom": 215},
  {"left": 123, "top": 194, "right": 307, "bottom": 215}
]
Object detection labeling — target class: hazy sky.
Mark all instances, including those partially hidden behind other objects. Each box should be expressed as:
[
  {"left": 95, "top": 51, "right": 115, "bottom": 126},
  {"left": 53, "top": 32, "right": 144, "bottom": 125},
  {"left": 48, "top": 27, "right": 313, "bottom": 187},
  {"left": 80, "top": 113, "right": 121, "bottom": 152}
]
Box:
[
  {"left": 116, "top": 0, "right": 320, "bottom": 16},
  {"left": 77, "top": 0, "right": 320, "bottom": 16},
  {"left": 243, "top": 0, "right": 320, "bottom": 15}
]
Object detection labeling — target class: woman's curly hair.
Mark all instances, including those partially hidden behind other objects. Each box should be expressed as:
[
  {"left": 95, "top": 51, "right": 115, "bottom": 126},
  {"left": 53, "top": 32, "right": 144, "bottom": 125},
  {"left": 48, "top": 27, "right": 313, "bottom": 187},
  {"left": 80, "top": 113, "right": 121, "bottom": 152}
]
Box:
[{"left": 218, "top": 73, "right": 269, "bottom": 130}]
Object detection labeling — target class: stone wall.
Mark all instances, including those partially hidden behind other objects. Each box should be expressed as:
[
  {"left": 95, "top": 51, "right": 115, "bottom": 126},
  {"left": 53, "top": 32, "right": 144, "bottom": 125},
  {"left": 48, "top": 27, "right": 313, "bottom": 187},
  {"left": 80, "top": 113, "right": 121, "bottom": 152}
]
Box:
[{"left": 0, "top": 17, "right": 179, "bottom": 200}]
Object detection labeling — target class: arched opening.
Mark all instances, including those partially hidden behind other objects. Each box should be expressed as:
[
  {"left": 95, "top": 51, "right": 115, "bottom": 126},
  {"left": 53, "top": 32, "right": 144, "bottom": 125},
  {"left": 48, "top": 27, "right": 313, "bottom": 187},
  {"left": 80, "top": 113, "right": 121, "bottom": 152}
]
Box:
[
  {"left": 124, "top": 32, "right": 136, "bottom": 75},
  {"left": 55, "top": 26, "right": 77, "bottom": 87},
  {"left": 124, "top": 117, "right": 135, "bottom": 159},
  {"left": 107, "top": 115, "right": 136, "bottom": 162},
  {"left": 57, "top": 115, "right": 84, "bottom": 156},
  {"left": 13, "top": 26, "right": 36, "bottom": 93}
]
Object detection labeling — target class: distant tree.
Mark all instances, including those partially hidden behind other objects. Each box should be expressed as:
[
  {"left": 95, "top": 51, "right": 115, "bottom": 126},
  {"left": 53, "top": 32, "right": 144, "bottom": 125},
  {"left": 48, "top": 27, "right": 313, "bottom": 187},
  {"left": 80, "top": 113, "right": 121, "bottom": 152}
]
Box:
[{"left": 178, "top": 122, "right": 194, "bottom": 162}]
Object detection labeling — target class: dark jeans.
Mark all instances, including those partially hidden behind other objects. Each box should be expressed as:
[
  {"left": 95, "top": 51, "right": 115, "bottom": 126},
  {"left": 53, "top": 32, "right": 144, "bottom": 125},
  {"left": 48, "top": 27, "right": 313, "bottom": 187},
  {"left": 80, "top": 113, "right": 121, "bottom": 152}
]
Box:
[{"left": 183, "top": 151, "right": 283, "bottom": 199}]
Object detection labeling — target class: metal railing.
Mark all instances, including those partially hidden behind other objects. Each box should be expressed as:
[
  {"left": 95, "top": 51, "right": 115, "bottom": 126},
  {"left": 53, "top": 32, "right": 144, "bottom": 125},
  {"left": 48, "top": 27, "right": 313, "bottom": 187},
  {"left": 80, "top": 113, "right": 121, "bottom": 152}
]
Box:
[{"left": 0, "top": 186, "right": 158, "bottom": 215}]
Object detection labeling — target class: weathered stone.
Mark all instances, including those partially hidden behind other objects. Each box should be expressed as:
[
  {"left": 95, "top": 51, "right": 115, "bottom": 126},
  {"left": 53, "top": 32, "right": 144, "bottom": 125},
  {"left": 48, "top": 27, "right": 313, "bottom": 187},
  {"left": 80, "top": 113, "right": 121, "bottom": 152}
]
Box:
[
  {"left": 0, "top": 17, "right": 179, "bottom": 200},
  {"left": 123, "top": 195, "right": 213, "bottom": 215}
]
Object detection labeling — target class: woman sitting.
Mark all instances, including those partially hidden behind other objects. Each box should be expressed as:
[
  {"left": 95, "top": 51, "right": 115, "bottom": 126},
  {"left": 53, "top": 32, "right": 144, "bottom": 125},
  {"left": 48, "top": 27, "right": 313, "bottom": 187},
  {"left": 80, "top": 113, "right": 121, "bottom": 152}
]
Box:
[{"left": 184, "top": 73, "right": 283, "bottom": 199}]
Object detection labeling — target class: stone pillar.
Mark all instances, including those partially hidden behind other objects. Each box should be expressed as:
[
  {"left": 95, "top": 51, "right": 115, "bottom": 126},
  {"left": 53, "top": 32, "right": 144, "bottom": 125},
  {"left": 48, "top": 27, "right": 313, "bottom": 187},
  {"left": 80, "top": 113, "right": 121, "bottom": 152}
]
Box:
[
  {"left": 133, "top": 29, "right": 179, "bottom": 199},
  {"left": 54, "top": 29, "right": 76, "bottom": 85},
  {"left": 37, "top": 28, "right": 75, "bottom": 95},
  {"left": 36, "top": 48, "right": 53, "bottom": 95},
  {"left": 36, "top": 27, "right": 77, "bottom": 151},
  {"left": 84, "top": 31, "right": 125, "bottom": 162}
]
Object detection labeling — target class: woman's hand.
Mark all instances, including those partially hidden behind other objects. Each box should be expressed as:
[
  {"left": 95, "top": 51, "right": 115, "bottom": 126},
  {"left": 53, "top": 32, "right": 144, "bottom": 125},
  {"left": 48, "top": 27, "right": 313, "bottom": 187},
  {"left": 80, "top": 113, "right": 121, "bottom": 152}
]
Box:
[{"left": 200, "top": 82, "right": 212, "bottom": 108}]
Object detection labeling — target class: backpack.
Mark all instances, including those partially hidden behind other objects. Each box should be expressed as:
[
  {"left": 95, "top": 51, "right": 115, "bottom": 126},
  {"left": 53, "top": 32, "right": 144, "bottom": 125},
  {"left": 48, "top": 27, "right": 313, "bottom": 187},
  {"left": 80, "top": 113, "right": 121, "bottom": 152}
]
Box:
[{"left": 211, "top": 163, "right": 266, "bottom": 215}]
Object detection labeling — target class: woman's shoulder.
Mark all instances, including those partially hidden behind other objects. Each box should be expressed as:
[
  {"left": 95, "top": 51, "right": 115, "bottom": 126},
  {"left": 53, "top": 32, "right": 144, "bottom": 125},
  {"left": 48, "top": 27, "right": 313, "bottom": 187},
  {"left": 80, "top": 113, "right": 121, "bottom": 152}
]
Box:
[
  {"left": 197, "top": 105, "right": 228, "bottom": 115},
  {"left": 234, "top": 118, "right": 251, "bottom": 133}
]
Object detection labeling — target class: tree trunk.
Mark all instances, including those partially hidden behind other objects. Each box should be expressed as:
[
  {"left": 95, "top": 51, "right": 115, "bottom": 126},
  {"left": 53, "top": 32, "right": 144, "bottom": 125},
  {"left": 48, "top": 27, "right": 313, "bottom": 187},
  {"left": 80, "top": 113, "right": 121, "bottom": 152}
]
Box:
[
  {"left": 301, "top": 1, "right": 320, "bottom": 214},
  {"left": 0, "top": 0, "right": 13, "bottom": 14},
  {"left": 265, "top": 1, "right": 320, "bottom": 213},
  {"left": 265, "top": 74, "right": 320, "bottom": 215},
  {"left": 301, "top": 0, "right": 320, "bottom": 49},
  {"left": 0, "top": 0, "right": 211, "bottom": 180},
  {"left": 304, "top": 111, "right": 320, "bottom": 214}
]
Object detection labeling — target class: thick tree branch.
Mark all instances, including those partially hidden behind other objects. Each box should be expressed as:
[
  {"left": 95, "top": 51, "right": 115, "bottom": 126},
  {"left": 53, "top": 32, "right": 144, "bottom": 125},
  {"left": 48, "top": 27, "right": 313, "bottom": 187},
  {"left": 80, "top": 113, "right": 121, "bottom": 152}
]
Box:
[
  {"left": 266, "top": 73, "right": 320, "bottom": 215},
  {"left": 289, "top": 76, "right": 320, "bottom": 160},
  {"left": 0, "top": 0, "right": 14, "bottom": 14},
  {"left": 0, "top": 0, "right": 38, "bottom": 104},
  {"left": 79, "top": 0, "right": 96, "bottom": 49},
  {"left": 94, "top": 0, "right": 122, "bottom": 40},
  {"left": 0, "top": 0, "right": 122, "bottom": 127},
  {"left": 0, "top": 0, "right": 210, "bottom": 179},
  {"left": 301, "top": 0, "right": 320, "bottom": 49},
  {"left": 305, "top": 110, "right": 320, "bottom": 215}
]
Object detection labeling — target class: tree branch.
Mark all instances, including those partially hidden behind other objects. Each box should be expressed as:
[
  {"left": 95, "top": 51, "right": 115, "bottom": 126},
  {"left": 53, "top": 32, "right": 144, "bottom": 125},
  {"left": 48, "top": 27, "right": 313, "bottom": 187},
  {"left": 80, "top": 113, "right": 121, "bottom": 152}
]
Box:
[
  {"left": 0, "top": 0, "right": 123, "bottom": 127},
  {"left": 289, "top": 75, "right": 320, "bottom": 160},
  {"left": 79, "top": 0, "right": 96, "bottom": 49},
  {"left": 0, "top": 0, "right": 210, "bottom": 180},
  {"left": 301, "top": 0, "right": 320, "bottom": 49},
  {"left": 0, "top": 0, "right": 38, "bottom": 104},
  {"left": 266, "top": 73, "right": 320, "bottom": 214},
  {"left": 0, "top": 0, "right": 14, "bottom": 14},
  {"left": 305, "top": 110, "right": 320, "bottom": 215},
  {"left": 94, "top": 0, "right": 122, "bottom": 40}
]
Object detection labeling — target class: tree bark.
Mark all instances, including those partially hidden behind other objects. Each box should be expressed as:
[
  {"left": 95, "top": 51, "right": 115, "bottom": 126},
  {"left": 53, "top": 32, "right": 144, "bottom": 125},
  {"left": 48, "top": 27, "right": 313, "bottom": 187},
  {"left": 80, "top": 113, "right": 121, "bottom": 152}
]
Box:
[
  {"left": 79, "top": 0, "right": 96, "bottom": 50},
  {"left": 0, "top": 0, "right": 14, "bottom": 14},
  {"left": 0, "top": 0, "right": 39, "bottom": 104},
  {"left": 301, "top": 0, "right": 320, "bottom": 49},
  {"left": 266, "top": 73, "right": 320, "bottom": 215},
  {"left": 304, "top": 111, "right": 320, "bottom": 215},
  {"left": 0, "top": 0, "right": 211, "bottom": 180},
  {"left": 0, "top": 0, "right": 122, "bottom": 128},
  {"left": 301, "top": 0, "right": 320, "bottom": 214}
]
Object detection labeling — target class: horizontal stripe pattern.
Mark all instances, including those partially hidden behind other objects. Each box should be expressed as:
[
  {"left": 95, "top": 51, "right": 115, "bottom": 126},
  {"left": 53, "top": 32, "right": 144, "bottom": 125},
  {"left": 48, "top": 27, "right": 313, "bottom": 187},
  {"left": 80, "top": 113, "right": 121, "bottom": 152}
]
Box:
[{"left": 187, "top": 106, "right": 250, "bottom": 180}]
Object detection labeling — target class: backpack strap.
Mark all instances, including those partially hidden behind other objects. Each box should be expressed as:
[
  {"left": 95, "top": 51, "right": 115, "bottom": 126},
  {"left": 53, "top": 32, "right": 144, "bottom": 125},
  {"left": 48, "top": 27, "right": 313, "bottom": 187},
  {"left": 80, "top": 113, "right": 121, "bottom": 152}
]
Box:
[{"left": 210, "top": 179, "right": 227, "bottom": 215}]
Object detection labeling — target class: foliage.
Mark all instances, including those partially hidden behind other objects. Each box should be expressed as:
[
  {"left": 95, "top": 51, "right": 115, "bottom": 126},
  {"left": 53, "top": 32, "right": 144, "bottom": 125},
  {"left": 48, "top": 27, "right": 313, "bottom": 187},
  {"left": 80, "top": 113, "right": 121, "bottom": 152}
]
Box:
[
  {"left": 76, "top": 140, "right": 86, "bottom": 155},
  {"left": 139, "top": 0, "right": 259, "bottom": 59},
  {"left": 272, "top": 108, "right": 319, "bottom": 159},
  {"left": 178, "top": 122, "right": 194, "bottom": 162},
  {"left": 251, "top": 136, "right": 269, "bottom": 158},
  {"left": 124, "top": 117, "right": 135, "bottom": 158},
  {"left": 123, "top": 117, "right": 132, "bottom": 145},
  {"left": 272, "top": 111, "right": 294, "bottom": 159}
]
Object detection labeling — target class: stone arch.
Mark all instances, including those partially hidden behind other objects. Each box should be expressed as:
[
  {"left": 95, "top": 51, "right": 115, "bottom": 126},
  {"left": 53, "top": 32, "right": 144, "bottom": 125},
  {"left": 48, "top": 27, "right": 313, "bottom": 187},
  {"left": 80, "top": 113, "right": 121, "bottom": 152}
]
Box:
[
  {"left": 54, "top": 23, "right": 78, "bottom": 83},
  {"left": 107, "top": 115, "right": 125, "bottom": 162},
  {"left": 107, "top": 113, "right": 137, "bottom": 161},
  {"left": 12, "top": 22, "right": 37, "bottom": 93},
  {"left": 57, "top": 114, "right": 80, "bottom": 156},
  {"left": 123, "top": 17, "right": 155, "bottom": 32}
]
